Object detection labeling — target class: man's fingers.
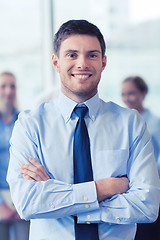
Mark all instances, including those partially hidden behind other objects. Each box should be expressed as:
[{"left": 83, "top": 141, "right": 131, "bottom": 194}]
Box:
[
  {"left": 22, "top": 174, "right": 34, "bottom": 181},
  {"left": 29, "top": 158, "right": 50, "bottom": 180},
  {"left": 21, "top": 165, "right": 46, "bottom": 181},
  {"left": 21, "top": 158, "right": 50, "bottom": 181},
  {"left": 21, "top": 163, "right": 36, "bottom": 173},
  {"left": 21, "top": 168, "right": 42, "bottom": 181}
]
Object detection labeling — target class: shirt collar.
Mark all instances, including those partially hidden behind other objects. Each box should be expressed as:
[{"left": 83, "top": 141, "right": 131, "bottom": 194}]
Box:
[{"left": 57, "top": 91, "right": 100, "bottom": 124}]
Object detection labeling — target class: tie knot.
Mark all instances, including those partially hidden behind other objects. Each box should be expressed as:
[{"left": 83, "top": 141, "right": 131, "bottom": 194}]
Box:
[{"left": 74, "top": 106, "right": 88, "bottom": 119}]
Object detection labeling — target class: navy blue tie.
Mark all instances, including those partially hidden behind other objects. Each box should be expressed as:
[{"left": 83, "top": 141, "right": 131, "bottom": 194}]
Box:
[{"left": 73, "top": 106, "right": 99, "bottom": 240}]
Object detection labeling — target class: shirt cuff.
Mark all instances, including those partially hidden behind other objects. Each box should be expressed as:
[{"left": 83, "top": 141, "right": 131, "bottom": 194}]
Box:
[
  {"left": 77, "top": 209, "right": 101, "bottom": 223},
  {"left": 73, "top": 181, "right": 99, "bottom": 214}
]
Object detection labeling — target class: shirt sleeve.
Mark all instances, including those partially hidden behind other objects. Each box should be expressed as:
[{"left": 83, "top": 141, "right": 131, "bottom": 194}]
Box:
[
  {"left": 78, "top": 111, "right": 160, "bottom": 224},
  {"left": 7, "top": 112, "right": 99, "bottom": 220},
  {"left": 151, "top": 118, "right": 160, "bottom": 174}
]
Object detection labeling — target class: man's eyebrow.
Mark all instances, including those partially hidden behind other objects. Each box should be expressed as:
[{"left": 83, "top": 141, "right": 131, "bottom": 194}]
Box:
[
  {"left": 64, "top": 50, "right": 101, "bottom": 54},
  {"left": 65, "top": 50, "right": 79, "bottom": 53},
  {"left": 87, "top": 50, "right": 101, "bottom": 54}
]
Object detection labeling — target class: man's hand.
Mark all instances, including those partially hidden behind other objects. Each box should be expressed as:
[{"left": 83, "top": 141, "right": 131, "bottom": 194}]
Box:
[
  {"left": 95, "top": 177, "right": 129, "bottom": 202},
  {"left": 21, "top": 159, "right": 129, "bottom": 202},
  {"left": 21, "top": 158, "right": 51, "bottom": 181}
]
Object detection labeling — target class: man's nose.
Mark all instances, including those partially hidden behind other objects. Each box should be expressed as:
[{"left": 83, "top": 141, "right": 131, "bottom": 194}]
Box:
[
  {"left": 123, "top": 94, "right": 130, "bottom": 103},
  {"left": 76, "top": 56, "right": 89, "bottom": 70},
  {"left": 5, "top": 86, "right": 13, "bottom": 95}
]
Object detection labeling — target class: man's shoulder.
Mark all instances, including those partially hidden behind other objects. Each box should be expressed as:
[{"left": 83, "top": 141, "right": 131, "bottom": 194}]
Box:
[
  {"left": 146, "top": 109, "right": 160, "bottom": 124},
  {"left": 100, "top": 100, "right": 135, "bottom": 116},
  {"left": 18, "top": 100, "right": 57, "bottom": 125},
  {"left": 100, "top": 99, "right": 144, "bottom": 125},
  {"left": 143, "top": 109, "right": 160, "bottom": 132}
]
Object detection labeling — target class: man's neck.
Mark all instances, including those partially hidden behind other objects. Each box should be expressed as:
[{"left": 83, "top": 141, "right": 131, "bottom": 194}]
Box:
[
  {"left": 0, "top": 105, "right": 14, "bottom": 124},
  {"left": 137, "top": 106, "right": 145, "bottom": 114},
  {"left": 61, "top": 89, "right": 98, "bottom": 104}
]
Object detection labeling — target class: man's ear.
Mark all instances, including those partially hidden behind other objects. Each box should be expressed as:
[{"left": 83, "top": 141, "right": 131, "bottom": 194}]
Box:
[
  {"left": 52, "top": 54, "right": 60, "bottom": 72},
  {"left": 102, "top": 56, "right": 107, "bottom": 71}
]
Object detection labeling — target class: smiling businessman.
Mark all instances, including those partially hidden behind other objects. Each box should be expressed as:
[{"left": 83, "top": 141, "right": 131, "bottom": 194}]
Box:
[{"left": 7, "top": 20, "right": 160, "bottom": 240}]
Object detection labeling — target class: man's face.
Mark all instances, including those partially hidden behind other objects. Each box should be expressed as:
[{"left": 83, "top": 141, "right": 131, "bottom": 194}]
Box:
[
  {"left": 121, "top": 81, "right": 145, "bottom": 110},
  {"left": 52, "top": 34, "right": 106, "bottom": 102},
  {"left": 0, "top": 75, "right": 16, "bottom": 108}
]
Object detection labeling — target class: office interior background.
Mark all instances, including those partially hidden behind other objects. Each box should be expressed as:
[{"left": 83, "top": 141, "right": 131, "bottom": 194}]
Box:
[{"left": 0, "top": 0, "right": 160, "bottom": 116}]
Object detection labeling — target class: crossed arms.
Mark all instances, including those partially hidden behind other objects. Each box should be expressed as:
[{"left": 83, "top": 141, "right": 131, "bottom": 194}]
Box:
[
  {"left": 21, "top": 158, "right": 129, "bottom": 202},
  {"left": 7, "top": 111, "right": 160, "bottom": 223}
]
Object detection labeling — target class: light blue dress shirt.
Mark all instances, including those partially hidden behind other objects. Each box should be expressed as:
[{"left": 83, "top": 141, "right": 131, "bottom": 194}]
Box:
[
  {"left": 7, "top": 93, "right": 160, "bottom": 240},
  {"left": 0, "top": 109, "right": 18, "bottom": 204},
  {"left": 141, "top": 109, "right": 160, "bottom": 173}
]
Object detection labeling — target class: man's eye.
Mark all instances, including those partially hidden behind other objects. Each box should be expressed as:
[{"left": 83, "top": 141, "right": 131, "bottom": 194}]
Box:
[
  {"left": 11, "top": 84, "right": 16, "bottom": 89},
  {"left": 0, "top": 84, "right": 6, "bottom": 89},
  {"left": 128, "top": 92, "right": 136, "bottom": 96},
  {"left": 67, "top": 53, "right": 77, "bottom": 58},
  {"left": 88, "top": 54, "right": 97, "bottom": 59}
]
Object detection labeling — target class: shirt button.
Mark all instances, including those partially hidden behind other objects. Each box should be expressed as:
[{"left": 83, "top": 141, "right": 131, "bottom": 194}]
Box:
[
  {"left": 51, "top": 204, "right": 55, "bottom": 209},
  {"left": 117, "top": 218, "right": 121, "bottom": 223},
  {"left": 83, "top": 196, "right": 88, "bottom": 201},
  {"left": 87, "top": 215, "right": 91, "bottom": 219},
  {"left": 85, "top": 204, "right": 89, "bottom": 209},
  {"left": 92, "top": 115, "right": 95, "bottom": 119}
]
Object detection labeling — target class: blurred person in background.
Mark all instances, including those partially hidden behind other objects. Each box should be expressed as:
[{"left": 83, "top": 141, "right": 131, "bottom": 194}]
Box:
[
  {"left": 122, "top": 75, "right": 160, "bottom": 240},
  {"left": 0, "top": 71, "right": 30, "bottom": 240}
]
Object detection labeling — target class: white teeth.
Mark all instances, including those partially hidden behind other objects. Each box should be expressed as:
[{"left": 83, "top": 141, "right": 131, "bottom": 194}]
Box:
[{"left": 73, "top": 75, "right": 90, "bottom": 79}]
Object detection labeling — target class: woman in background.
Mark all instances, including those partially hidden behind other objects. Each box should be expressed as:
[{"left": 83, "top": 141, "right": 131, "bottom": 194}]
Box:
[
  {"left": 0, "top": 71, "right": 29, "bottom": 240},
  {"left": 121, "top": 75, "right": 160, "bottom": 240}
]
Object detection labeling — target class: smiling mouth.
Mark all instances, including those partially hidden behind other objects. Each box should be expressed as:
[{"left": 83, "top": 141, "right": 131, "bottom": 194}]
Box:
[{"left": 71, "top": 74, "right": 92, "bottom": 79}]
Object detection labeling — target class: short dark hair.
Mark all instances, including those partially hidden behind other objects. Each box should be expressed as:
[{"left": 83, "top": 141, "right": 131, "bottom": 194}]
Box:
[
  {"left": 123, "top": 76, "right": 148, "bottom": 94},
  {"left": 53, "top": 19, "right": 106, "bottom": 57},
  {"left": 0, "top": 71, "right": 16, "bottom": 79}
]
